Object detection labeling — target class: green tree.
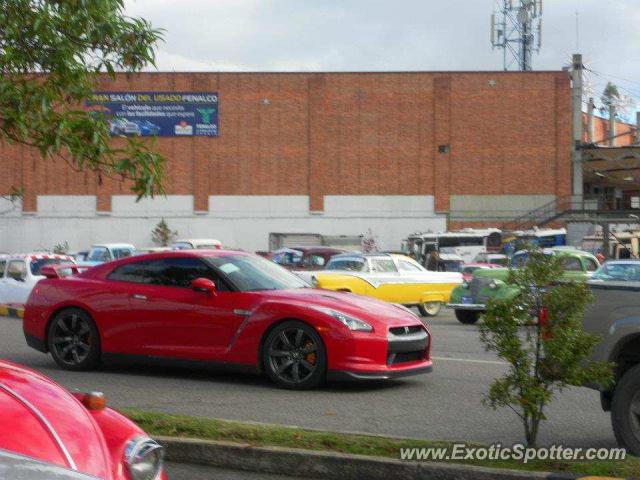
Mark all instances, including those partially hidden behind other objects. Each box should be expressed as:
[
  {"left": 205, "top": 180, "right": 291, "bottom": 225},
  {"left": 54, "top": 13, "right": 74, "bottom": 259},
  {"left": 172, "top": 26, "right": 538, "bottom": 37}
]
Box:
[
  {"left": 479, "top": 249, "right": 613, "bottom": 447},
  {"left": 52, "top": 241, "right": 69, "bottom": 254},
  {"left": 151, "top": 218, "right": 177, "bottom": 247},
  {"left": 600, "top": 82, "right": 621, "bottom": 118},
  {"left": 0, "top": 0, "right": 165, "bottom": 198}
]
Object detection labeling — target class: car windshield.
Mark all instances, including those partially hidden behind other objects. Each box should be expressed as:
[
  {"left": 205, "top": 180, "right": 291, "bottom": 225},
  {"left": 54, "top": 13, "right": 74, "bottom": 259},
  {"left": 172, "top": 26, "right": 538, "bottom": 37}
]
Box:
[
  {"left": 326, "top": 258, "right": 366, "bottom": 271},
  {"left": 440, "top": 260, "right": 462, "bottom": 272},
  {"left": 592, "top": 263, "right": 640, "bottom": 282},
  {"left": 172, "top": 242, "right": 193, "bottom": 250},
  {"left": 207, "top": 254, "right": 309, "bottom": 291},
  {"left": 30, "top": 258, "right": 72, "bottom": 275},
  {"left": 87, "top": 247, "right": 110, "bottom": 262},
  {"left": 112, "top": 248, "right": 133, "bottom": 259}
]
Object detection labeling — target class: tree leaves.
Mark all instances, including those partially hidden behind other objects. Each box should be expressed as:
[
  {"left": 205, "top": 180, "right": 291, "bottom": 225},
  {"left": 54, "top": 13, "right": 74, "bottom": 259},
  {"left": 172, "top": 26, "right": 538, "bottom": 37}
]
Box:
[
  {"left": 479, "top": 249, "right": 614, "bottom": 447},
  {"left": 0, "top": 0, "right": 165, "bottom": 198}
]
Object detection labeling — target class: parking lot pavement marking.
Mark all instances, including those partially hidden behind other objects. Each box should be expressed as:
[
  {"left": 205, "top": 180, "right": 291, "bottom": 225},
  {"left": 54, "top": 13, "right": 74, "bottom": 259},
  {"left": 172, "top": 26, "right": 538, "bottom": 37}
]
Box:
[{"left": 432, "top": 356, "right": 508, "bottom": 366}]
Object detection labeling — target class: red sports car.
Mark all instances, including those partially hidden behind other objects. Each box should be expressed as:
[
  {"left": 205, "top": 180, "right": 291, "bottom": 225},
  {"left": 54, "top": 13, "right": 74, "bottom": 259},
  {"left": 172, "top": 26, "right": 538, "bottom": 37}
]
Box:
[
  {"left": 24, "top": 250, "right": 432, "bottom": 389},
  {"left": 0, "top": 359, "right": 165, "bottom": 480}
]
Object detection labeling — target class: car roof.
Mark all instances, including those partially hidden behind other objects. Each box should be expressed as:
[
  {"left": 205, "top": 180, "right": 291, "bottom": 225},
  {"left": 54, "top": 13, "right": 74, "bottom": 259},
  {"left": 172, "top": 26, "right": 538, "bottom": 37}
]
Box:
[
  {"left": 302, "top": 247, "right": 347, "bottom": 254},
  {"left": 5, "top": 253, "right": 73, "bottom": 261},
  {"left": 329, "top": 252, "right": 391, "bottom": 261},
  {"left": 90, "top": 243, "right": 135, "bottom": 249},
  {"left": 174, "top": 238, "right": 222, "bottom": 244},
  {"left": 602, "top": 260, "right": 640, "bottom": 265}
]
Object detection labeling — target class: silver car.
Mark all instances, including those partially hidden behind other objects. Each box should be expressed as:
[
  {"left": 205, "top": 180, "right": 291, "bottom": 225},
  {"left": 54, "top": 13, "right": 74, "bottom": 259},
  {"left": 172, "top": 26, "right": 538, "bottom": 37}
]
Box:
[{"left": 585, "top": 260, "right": 640, "bottom": 455}]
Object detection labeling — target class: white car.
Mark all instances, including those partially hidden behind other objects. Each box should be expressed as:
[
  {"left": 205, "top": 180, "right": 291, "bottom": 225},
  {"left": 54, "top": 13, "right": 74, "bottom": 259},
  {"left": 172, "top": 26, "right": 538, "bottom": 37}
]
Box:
[
  {"left": 0, "top": 253, "right": 75, "bottom": 306},
  {"left": 171, "top": 238, "right": 222, "bottom": 250},
  {"left": 84, "top": 243, "right": 136, "bottom": 265}
]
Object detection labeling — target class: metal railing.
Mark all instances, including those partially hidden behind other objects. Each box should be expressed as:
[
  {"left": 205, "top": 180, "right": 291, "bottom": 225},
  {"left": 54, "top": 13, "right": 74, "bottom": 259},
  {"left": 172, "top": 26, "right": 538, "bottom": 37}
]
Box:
[{"left": 499, "top": 194, "right": 621, "bottom": 232}]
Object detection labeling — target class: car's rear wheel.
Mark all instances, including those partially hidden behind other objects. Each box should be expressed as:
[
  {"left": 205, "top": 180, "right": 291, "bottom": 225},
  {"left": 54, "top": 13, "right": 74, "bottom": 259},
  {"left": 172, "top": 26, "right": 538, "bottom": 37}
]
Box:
[
  {"left": 455, "top": 310, "right": 480, "bottom": 325},
  {"left": 263, "top": 321, "right": 326, "bottom": 390},
  {"left": 418, "top": 301, "right": 441, "bottom": 317},
  {"left": 611, "top": 364, "right": 640, "bottom": 456},
  {"left": 48, "top": 308, "right": 101, "bottom": 371}
]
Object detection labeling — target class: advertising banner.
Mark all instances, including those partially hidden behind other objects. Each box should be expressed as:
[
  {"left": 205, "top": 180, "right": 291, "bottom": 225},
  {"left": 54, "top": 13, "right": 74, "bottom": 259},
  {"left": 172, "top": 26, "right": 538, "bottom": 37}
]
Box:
[{"left": 87, "top": 92, "right": 218, "bottom": 137}]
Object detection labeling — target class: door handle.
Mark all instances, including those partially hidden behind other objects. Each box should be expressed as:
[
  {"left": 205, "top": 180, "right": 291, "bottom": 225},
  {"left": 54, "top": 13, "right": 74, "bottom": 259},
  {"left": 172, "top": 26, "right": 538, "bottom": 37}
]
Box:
[{"left": 132, "top": 294, "right": 147, "bottom": 300}]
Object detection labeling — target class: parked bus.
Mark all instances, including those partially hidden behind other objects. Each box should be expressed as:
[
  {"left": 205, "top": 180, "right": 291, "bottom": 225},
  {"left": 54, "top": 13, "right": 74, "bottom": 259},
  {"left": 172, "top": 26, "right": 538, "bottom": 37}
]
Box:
[{"left": 403, "top": 229, "right": 503, "bottom": 267}]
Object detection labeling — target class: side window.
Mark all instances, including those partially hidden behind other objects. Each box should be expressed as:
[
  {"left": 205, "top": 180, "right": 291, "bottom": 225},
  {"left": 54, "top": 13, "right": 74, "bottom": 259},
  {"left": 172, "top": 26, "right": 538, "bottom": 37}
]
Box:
[
  {"left": 7, "top": 260, "right": 27, "bottom": 281},
  {"left": 108, "top": 260, "right": 150, "bottom": 283},
  {"left": 153, "top": 257, "right": 229, "bottom": 290},
  {"left": 310, "top": 255, "right": 326, "bottom": 267},
  {"left": 370, "top": 259, "right": 398, "bottom": 273},
  {"left": 0, "top": 260, "right": 6, "bottom": 277},
  {"left": 326, "top": 259, "right": 366, "bottom": 272},
  {"left": 584, "top": 258, "right": 599, "bottom": 272},
  {"left": 112, "top": 248, "right": 133, "bottom": 259},
  {"left": 561, "top": 257, "right": 583, "bottom": 272},
  {"left": 398, "top": 260, "right": 422, "bottom": 272}
]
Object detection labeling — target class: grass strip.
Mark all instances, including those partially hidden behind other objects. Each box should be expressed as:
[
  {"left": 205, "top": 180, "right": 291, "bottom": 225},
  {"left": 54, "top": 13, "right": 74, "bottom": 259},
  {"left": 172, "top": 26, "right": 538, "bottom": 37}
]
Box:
[{"left": 123, "top": 409, "right": 639, "bottom": 478}]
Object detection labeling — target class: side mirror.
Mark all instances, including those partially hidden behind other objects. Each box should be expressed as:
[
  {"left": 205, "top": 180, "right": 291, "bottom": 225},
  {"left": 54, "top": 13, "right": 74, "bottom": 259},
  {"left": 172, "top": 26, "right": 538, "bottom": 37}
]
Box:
[{"left": 191, "top": 277, "right": 217, "bottom": 295}]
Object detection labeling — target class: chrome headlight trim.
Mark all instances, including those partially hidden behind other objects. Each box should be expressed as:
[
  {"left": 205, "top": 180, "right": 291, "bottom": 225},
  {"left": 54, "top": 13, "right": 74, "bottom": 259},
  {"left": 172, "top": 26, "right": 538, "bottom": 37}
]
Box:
[
  {"left": 310, "top": 306, "right": 373, "bottom": 332},
  {"left": 124, "top": 436, "right": 164, "bottom": 480}
]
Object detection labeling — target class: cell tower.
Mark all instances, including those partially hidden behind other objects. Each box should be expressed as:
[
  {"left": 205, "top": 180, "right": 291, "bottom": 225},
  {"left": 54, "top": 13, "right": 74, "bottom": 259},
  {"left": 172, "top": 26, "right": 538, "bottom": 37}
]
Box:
[{"left": 491, "top": 0, "right": 543, "bottom": 71}]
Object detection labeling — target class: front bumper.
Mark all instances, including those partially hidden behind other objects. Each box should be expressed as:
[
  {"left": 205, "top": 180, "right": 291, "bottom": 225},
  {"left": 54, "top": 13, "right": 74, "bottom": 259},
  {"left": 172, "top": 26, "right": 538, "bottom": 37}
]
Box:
[
  {"left": 447, "top": 303, "right": 486, "bottom": 311},
  {"left": 327, "top": 364, "right": 432, "bottom": 381}
]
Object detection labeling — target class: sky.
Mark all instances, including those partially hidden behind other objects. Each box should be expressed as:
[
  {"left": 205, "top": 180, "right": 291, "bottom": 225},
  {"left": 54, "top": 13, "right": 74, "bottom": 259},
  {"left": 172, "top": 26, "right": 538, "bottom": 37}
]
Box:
[{"left": 124, "top": 0, "right": 640, "bottom": 114}]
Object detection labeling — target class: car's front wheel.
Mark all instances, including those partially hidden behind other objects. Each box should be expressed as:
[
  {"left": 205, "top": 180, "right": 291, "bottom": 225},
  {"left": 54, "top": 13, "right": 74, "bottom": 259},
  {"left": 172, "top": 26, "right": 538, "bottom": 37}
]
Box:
[
  {"left": 455, "top": 310, "right": 480, "bottom": 325},
  {"left": 418, "top": 302, "right": 442, "bottom": 317},
  {"left": 47, "top": 308, "right": 101, "bottom": 371},
  {"left": 263, "top": 321, "right": 327, "bottom": 390},
  {"left": 611, "top": 363, "right": 640, "bottom": 456}
]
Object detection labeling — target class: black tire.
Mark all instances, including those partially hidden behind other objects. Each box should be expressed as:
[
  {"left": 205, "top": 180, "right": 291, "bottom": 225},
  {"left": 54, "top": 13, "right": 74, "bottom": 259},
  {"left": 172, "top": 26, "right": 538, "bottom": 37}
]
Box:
[
  {"left": 418, "top": 301, "right": 442, "bottom": 317},
  {"left": 47, "top": 308, "right": 101, "bottom": 371},
  {"left": 262, "top": 320, "right": 327, "bottom": 390},
  {"left": 611, "top": 363, "right": 640, "bottom": 456},
  {"left": 455, "top": 310, "right": 480, "bottom": 325}
]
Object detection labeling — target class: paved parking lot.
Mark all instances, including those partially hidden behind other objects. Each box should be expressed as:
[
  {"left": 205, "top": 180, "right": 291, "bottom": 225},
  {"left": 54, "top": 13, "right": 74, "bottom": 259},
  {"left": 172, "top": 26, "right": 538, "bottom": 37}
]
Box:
[{"left": 0, "top": 310, "right": 616, "bottom": 449}]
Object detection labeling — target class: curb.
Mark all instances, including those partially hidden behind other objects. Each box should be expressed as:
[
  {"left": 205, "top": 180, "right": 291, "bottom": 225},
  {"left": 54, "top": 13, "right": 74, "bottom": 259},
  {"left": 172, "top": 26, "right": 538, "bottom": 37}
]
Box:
[
  {"left": 157, "top": 436, "right": 601, "bottom": 480},
  {"left": 0, "top": 304, "right": 24, "bottom": 319}
]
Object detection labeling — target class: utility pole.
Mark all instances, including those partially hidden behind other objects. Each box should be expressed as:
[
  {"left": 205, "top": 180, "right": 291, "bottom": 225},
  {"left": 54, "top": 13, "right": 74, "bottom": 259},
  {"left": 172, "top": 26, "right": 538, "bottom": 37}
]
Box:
[
  {"left": 609, "top": 105, "right": 616, "bottom": 147},
  {"left": 571, "top": 53, "right": 583, "bottom": 197},
  {"left": 491, "top": 0, "right": 543, "bottom": 71},
  {"left": 636, "top": 112, "right": 640, "bottom": 145},
  {"left": 587, "top": 97, "right": 595, "bottom": 143}
]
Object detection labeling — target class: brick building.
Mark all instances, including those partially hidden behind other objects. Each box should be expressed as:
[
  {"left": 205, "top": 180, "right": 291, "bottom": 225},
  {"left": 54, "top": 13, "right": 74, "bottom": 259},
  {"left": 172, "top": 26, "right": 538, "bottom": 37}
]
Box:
[{"left": 0, "top": 70, "right": 573, "bottom": 252}]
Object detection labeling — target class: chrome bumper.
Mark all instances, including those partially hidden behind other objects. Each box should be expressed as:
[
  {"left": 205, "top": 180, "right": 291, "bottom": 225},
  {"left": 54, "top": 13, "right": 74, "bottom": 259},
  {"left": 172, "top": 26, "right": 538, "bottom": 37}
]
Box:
[{"left": 447, "top": 303, "right": 486, "bottom": 311}]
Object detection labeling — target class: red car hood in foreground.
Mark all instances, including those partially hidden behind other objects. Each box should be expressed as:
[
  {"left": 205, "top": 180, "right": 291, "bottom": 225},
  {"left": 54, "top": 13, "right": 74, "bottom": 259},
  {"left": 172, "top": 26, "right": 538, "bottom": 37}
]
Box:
[
  {"left": 0, "top": 360, "right": 111, "bottom": 479},
  {"left": 260, "top": 288, "right": 423, "bottom": 329}
]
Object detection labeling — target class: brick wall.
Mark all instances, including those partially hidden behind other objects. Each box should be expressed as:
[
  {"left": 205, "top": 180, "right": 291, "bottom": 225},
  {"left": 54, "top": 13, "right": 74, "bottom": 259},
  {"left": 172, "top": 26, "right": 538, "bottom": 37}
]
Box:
[{"left": 0, "top": 71, "right": 572, "bottom": 218}]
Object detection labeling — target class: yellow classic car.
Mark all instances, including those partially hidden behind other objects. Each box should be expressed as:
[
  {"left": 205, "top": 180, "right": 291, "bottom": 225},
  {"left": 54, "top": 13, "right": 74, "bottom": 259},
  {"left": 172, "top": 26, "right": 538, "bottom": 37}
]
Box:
[{"left": 294, "top": 253, "right": 462, "bottom": 316}]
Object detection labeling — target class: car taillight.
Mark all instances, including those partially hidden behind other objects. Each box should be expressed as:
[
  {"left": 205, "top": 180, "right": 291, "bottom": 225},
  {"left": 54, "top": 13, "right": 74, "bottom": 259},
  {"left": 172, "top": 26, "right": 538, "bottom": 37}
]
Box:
[
  {"left": 80, "top": 391, "right": 106, "bottom": 410},
  {"left": 215, "top": 245, "right": 222, "bottom": 249}
]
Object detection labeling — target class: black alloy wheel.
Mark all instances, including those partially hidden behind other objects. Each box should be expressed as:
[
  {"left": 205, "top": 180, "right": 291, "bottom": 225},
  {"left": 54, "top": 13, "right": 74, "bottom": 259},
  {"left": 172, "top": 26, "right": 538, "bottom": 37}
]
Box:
[
  {"left": 263, "top": 321, "right": 326, "bottom": 390},
  {"left": 48, "top": 308, "right": 101, "bottom": 370}
]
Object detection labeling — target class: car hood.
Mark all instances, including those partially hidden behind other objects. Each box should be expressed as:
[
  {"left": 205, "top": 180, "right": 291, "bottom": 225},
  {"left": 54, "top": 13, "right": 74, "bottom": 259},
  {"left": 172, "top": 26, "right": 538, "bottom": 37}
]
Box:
[
  {"left": 0, "top": 361, "right": 111, "bottom": 479},
  {"left": 473, "top": 268, "right": 510, "bottom": 281},
  {"left": 258, "top": 288, "right": 423, "bottom": 328}
]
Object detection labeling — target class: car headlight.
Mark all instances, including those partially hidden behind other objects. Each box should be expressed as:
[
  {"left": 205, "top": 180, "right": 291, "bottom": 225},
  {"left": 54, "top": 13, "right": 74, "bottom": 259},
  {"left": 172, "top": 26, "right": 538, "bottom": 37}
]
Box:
[
  {"left": 311, "top": 306, "right": 373, "bottom": 332},
  {"left": 124, "top": 436, "right": 164, "bottom": 480}
]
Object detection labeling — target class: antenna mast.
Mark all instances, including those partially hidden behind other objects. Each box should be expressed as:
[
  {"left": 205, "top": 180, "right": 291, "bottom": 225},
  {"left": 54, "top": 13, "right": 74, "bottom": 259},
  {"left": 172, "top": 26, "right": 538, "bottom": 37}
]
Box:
[{"left": 491, "top": 0, "right": 543, "bottom": 71}]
